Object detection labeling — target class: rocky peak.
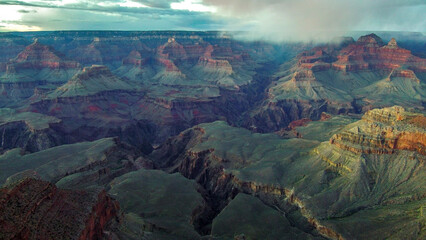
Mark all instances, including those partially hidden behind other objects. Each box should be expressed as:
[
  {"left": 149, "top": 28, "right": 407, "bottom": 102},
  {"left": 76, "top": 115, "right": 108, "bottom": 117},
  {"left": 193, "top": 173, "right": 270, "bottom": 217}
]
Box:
[
  {"left": 9, "top": 40, "right": 80, "bottom": 70},
  {"left": 160, "top": 38, "right": 187, "bottom": 59},
  {"left": 385, "top": 38, "right": 399, "bottom": 49},
  {"left": 356, "top": 33, "right": 385, "bottom": 47},
  {"left": 203, "top": 44, "right": 214, "bottom": 58},
  {"left": 14, "top": 40, "right": 62, "bottom": 63},
  {"left": 51, "top": 64, "right": 133, "bottom": 97}
]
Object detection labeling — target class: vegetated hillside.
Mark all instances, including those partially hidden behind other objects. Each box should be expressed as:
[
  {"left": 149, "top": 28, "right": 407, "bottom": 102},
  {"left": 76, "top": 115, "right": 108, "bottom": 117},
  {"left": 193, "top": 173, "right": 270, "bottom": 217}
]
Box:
[{"left": 151, "top": 106, "right": 425, "bottom": 239}]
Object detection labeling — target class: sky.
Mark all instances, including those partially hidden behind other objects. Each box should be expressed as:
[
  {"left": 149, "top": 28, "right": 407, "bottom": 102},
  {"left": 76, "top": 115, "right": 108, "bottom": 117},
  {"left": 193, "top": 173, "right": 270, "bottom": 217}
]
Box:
[{"left": 0, "top": 0, "right": 425, "bottom": 41}]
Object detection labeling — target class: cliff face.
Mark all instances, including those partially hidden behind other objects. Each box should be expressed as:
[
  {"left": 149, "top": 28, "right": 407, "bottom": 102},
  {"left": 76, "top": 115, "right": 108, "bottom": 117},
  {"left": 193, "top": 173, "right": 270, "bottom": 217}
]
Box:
[
  {"left": 0, "top": 178, "right": 119, "bottom": 240},
  {"left": 50, "top": 65, "right": 134, "bottom": 98},
  {"left": 3, "top": 40, "right": 80, "bottom": 82},
  {"left": 330, "top": 106, "right": 426, "bottom": 155},
  {"left": 0, "top": 109, "right": 64, "bottom": 152},
  {"left": 297, "top": 34, "right": 425, "bottom": 73},
  {"left": 151, "top": 122, "right": 332, "bottom": 238},
  {"left": 12, "top": 40, "right": 80, "bottom": 70},
  {"left": 78, "top": 190, "right": 120, "bottom": 240},
  {"left": 248, "top": 33, "right": 426, "bottom": 132},
  {"left": 332, "top": 34, "right": 425, "bottom": 72}
]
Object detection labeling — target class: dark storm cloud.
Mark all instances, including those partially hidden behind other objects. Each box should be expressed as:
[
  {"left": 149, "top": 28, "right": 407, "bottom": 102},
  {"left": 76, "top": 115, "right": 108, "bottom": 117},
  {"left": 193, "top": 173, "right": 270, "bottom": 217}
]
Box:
[
  {"left": 203, "top": 0, "right": 426, "bottom": 42},
  {"left": 0, "top": 0, "right": 173, "bottom": 15},
  {"left": 0, "top": 0, "right": 221, "bottom": 31},
  {"left": 0, "top": 0, "right": 424, "bottom": 42}
]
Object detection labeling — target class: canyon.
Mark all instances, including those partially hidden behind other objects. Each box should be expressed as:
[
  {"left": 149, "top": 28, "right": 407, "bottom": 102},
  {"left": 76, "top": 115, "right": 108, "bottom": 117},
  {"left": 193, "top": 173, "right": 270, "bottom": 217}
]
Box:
[{"left": 0, "top": 31, "right": 424, "bottom": 239}]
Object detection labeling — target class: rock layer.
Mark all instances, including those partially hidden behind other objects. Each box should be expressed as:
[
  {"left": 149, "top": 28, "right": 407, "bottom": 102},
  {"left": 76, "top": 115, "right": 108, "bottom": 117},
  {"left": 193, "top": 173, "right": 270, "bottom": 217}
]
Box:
[
  {"left": 0, "top": 178, "right": 119, "bottom": 240},
  {"left": 331, "top": 106, "right": 426, "bottom": 155}
]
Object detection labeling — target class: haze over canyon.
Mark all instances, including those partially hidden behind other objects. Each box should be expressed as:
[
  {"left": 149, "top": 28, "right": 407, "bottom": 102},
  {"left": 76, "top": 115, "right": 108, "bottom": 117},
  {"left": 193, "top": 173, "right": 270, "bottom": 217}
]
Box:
[{"left": 0, "top": 0, "right": 425, "bottom": 240}]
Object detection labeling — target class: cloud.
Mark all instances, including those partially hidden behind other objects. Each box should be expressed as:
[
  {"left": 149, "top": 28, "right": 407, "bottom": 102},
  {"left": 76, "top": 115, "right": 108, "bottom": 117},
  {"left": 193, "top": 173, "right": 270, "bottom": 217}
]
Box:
[
  {"left": 17, "top": 9, "right": 37, "bottom": 13},
  {"left": 203, "top": 0, "right": 426, "bottom": 42},
  {"left": 0, "top": 1, "right": 222, "bottom": 31},
  {"left": 134, "top": 0, "right": 178, "bottom": 9},
  {"left": 0, "top": 0, "right": 424, "bottom": 42},
  {"left": 171, "top": 0, "right": 216, "bottom": 12}
]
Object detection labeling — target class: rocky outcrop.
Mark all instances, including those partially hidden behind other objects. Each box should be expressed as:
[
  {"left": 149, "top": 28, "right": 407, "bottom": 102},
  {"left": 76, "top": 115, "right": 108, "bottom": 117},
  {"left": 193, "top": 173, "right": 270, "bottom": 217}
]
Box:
[
  {"left": 387, "top": 68, "right": 420, "bottom": 82},
  {"left": 7, "top": 39, "right": 80, "bottom": 71},
  {"left": 79, "top": 190, "right": 121, "bottom": 240},
  {"left": 294, "top": 34, "right": 426, "bottom": 73},
  {"left": 330, "top": 106, "right": 426, "bottom": 155},
  {"left": 332, "top": 34, "right": 426, "bottom": 72},
  {"left": 197, "top": 57, "right": 233, "bottom": 74},
  {"left": 49, "top": 65, "right": 134, "bottom": 97},
  {"left": 0, "top": 178, "right": 120, "bottom": 240},
  {"left": 66, "top": 36, "right": 147, "bottom": 67},
  {"left": 249, "top": 33, "right": 425, "bottom": 132},
  {"left": 158, "top": 37, "right": 187, "bottom": 60},
  {"left": 0, "top": 120, "right": 64, "bottom": 152},
  {"left": 356, "top": 33, "right": 385, "bottom": 47},
  {"left": 0, "top": 38, "right": 81, "bottom": 102},
  {"left": 0, "top": 109, "right": 63, "bottom": 152}
]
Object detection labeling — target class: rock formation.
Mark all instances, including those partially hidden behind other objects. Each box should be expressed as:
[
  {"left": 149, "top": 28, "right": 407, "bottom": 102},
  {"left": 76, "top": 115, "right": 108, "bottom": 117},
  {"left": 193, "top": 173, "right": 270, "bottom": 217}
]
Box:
[
  {"left": 248, "top": 33, "right": 426, "bottom": 132},
  {"left": 150, "top": 107, "right": 425, "bottom": 239},
  {"left": 331, "top": 106, "right": 426, "bottom": 155},
  {"left": 0, "top": 178, "right": 120, "bottom": 240}
]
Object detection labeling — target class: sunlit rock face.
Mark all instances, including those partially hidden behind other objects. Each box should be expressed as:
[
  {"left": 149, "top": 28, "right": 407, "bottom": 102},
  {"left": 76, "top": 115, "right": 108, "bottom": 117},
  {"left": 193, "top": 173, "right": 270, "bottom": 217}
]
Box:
[{"left": 331, "top": 106, "right": 426, "bottom": 155}]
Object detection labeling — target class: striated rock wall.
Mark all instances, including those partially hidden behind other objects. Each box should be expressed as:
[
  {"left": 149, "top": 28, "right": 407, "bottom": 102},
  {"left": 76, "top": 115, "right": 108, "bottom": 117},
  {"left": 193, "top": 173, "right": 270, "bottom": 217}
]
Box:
[
  {"left": 78, "top": 190, "right": 120, "bottom": 240},
  {"left": 330, "top": 106, "right": 426, "bottom": 155},
  {"left": 0, "top": 178, "right": 120, "bottom": 240},
  {"left": 246, "top": 99, "right": 353, "bottom": 133},
  {"left": 10, "top": 40, "right": 80, "bottom": 70},
  {"left": 197, "top": 57, "right": 233, "bottom": 74},
  {"left": 296, "top": 34, "right": 426, "bottom": 73}
]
